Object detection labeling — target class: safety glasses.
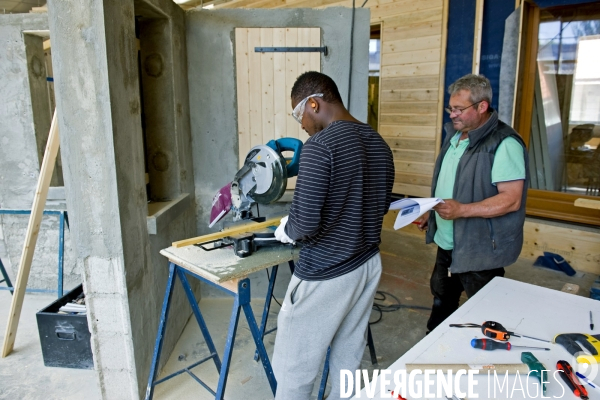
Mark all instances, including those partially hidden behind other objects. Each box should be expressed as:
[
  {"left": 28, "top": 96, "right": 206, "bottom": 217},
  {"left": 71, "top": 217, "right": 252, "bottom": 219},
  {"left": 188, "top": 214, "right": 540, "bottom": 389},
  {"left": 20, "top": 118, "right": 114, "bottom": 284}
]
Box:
[{"left": 292, "top": 93, "right": 323, "bottom": 124}]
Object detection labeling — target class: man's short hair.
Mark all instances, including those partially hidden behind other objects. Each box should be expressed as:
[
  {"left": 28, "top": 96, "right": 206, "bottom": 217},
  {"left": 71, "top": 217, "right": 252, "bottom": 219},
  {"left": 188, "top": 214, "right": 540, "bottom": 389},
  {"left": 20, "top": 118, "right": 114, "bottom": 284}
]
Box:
[
  {"left": 291, "top": 71, "right": 343, "bottom": 104},
  {"left": 448, "top": 74, "right": 493, "bottom": 105}
]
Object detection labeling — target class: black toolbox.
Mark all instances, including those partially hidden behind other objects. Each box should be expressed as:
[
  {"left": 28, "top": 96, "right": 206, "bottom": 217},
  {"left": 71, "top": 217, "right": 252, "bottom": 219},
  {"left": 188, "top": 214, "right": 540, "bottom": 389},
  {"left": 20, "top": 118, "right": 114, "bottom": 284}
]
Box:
[{"left": 36, "top": 284, "right": 93, "bottom": 369}]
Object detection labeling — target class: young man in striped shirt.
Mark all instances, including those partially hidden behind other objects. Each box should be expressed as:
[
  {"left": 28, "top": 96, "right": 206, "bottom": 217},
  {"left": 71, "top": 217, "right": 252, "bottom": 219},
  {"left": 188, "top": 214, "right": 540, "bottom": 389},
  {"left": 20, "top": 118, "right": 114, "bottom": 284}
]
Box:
[{"left": 272, "top": 71, "right": 395, "bottom": 400}]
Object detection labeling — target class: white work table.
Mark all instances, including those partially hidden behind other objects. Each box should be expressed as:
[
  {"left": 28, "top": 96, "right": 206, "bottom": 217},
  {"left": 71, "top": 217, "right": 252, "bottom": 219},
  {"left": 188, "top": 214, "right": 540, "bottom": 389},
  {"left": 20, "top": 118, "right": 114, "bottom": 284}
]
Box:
[{"left": 355, "top": 277, "right": 600, "bottom": 400}]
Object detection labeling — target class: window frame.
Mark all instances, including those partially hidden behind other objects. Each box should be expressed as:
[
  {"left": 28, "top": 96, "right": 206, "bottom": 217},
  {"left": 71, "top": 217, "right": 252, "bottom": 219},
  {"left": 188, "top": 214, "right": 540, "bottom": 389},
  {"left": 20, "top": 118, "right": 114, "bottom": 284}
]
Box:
[{"left": 515, "top": 1, "right": 600, "bottom": 226}]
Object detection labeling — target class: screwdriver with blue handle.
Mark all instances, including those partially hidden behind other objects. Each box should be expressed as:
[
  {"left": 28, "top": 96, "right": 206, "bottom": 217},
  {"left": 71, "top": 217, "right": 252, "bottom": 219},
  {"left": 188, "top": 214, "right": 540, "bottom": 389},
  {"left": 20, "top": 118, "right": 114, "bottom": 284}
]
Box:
[{"left": 471, "top": 338, "right": 550, "bottom": 351}]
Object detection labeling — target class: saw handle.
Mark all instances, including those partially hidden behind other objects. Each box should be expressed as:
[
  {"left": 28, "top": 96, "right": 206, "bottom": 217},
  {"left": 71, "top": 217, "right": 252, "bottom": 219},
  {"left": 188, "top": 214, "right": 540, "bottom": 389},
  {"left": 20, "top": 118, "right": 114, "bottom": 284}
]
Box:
[{"left": 267, "top": 138, "right": 303, "bottom": 178}]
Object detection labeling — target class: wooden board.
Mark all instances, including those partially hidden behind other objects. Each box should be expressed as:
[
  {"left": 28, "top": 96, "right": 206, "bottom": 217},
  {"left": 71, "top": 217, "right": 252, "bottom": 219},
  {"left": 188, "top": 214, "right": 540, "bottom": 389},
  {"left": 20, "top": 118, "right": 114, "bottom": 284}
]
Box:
[
  {"left": 472, "top": 0, "right": 484, "bottom": 74},
  {"left": 379, "top": 124, "right": 437, "bottom": 138},
  {"left": 574, "top": 198, "right": 600, "bottom": 210},
  {"left": 3, "top": 110, "right": 59, "bottom": 357},
  {"left": 381, "top": 49, "right": 441, "bottom": 67},
  {"left": 172, "top": 217, "right": 282, "bottom": 248}
]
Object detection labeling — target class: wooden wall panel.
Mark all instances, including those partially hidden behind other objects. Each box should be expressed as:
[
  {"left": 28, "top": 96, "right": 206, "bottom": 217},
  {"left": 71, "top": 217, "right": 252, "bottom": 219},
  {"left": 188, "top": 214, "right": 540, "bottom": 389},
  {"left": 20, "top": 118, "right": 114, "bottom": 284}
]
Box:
[
  {"left": 520, "top": 220, "right": 600, "bottom": 275},
  {"left": 235, "top": 27, "right": 320, "bottom": 188},
  {"left": 230, "top": 0, "right": 448, "bottom": 198},
  {"left": 380, "top": 0, "right": 446, "bottom": 197}
]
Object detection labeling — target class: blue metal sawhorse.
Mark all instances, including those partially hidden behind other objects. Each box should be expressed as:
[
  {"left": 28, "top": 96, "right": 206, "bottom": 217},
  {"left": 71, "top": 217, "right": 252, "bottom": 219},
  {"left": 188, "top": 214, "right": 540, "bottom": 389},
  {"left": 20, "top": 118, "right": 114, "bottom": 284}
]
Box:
[
  {"left": 146, "top": 245, "right": 296, "bottom": 400},
  {"left": 0, "top": 209, "right": 68, "bottom": 296}
]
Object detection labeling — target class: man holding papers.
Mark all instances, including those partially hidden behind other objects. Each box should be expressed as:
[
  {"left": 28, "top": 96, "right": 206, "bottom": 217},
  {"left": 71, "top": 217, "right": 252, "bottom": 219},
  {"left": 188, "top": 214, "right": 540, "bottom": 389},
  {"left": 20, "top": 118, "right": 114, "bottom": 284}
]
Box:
[{"left": 416, "top": 74, "right": 529, "bottom": 333}]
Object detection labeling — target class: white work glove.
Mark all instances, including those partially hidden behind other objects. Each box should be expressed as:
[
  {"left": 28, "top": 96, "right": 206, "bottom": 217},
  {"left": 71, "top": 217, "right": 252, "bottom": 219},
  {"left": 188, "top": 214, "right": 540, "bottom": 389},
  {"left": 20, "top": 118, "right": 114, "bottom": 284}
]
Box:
[{"left": 275, "top": 215, "right": 294, "bottom": 244}]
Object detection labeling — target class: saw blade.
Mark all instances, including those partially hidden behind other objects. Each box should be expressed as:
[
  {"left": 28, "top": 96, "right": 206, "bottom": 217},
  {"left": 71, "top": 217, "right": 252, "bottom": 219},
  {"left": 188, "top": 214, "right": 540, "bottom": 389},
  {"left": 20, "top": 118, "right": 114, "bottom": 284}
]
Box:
[{"left": 235, "top": 144, "right": 287, "bottom": 204}]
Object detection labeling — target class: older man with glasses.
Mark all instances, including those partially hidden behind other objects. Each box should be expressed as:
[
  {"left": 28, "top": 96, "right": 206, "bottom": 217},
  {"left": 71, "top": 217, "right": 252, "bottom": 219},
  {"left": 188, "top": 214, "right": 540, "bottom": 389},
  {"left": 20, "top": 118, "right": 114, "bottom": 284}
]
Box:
[
  {"left": 416, "top": 74, "right": 529, "bottom": 333},
  {"left": 271, "top": 71, "right": 394, "bottom": 400}
]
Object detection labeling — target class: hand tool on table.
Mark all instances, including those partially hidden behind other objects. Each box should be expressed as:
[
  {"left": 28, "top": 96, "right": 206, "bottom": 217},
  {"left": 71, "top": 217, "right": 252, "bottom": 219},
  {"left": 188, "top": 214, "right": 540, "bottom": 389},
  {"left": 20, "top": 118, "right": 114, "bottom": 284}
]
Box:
[
  {"left": 210, "top": 137, "right": 303, "bottom": 225},
  {"left": 471, "top": 338, "right": 550, "bottom": 351},
  {"left": 554, "top": 333, "right": 600, "bottom": 364},
  {"left": 522, "top": 352, "right": 548, "bottom": 395},
  {"left": 450, "top": 321, "right": 551, "bottom": 343},
  {"left": 557, "top": 360, "right": 589, "bottom": 400}
]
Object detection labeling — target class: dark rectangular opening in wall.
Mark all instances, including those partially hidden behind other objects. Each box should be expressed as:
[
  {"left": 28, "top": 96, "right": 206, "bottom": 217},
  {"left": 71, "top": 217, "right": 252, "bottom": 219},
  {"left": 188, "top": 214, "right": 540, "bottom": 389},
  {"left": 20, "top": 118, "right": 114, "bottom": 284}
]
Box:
[
  {"left": 368, "top": 24, "right": 381, "bottom": 132},
  {"left": 136, "top": 15, "right": 181, "bottom": 206}
]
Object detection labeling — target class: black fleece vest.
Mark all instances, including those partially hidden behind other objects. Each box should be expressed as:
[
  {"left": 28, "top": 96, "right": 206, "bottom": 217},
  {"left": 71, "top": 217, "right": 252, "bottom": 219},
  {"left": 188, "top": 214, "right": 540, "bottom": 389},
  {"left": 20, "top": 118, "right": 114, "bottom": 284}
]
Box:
[{"left": 425, "top": 111, "right": 529, "bottom": 273}]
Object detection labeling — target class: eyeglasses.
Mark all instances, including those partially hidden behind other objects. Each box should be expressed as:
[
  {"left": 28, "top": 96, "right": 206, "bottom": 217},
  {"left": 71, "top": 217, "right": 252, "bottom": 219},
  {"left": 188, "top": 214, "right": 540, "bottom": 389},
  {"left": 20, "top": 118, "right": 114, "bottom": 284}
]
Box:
[
  {"left": 292, "top": 93, "right": 324, "bottom": 124},
  {"left": 444, "top": 100, "right": 483, "bottom": 116}
]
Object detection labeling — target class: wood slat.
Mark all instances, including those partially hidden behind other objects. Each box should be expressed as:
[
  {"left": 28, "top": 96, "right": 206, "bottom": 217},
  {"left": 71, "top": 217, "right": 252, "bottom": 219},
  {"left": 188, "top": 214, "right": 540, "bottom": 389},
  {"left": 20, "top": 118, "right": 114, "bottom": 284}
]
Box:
[
  {"left": 273, "top": 28, "right": 287, "bottom": 139},
  {"left": 379, "top": 124, "right": 437, "bottom": 138},
  {"left": 395, "top": 172, "right": 433, "bottom": 187},
  {"left": 172, "top": 217, "right": 282, "bottom": 248},
  {"left": 235, "top": 28, "right": 251, "bottom": 168},
  {"left": 380, "top": 101, "right": 438, "bottom": 115},
  {"left": 383, "top": 19, "right": 442, "bottom": 42},
  {"left": 382, "top": 75, "right": 440, "bottom": 90},
  {"left": 384, "top": 137, "right": 435, "bottom": 150},
  {"left": 383, "top": 34, "right": 441, "bottom": 53},
  {"left": 393, "top": 182, "right": 432, "bottom": 197},
  {"left": 380, "top": 113, "right": 437, "bottom": 125},
  {"left": 3, "top": 110, "right": 60, "bottom": 357},
  {"left": 394, "top": 160, "right": 434, "bottom": 175},
  {"left": 247, "top": 28, "right": 263, "bottom": 150},
  {"left": 370, "top": 0, "right": 443, "bottom": 22},
  {"left": 384, "top": 6, "right": 443, "bottom": 28},
  {"left": 381, "top": 62, "right": 441, "bottom": 78},
  {"left": 382, "top": 48, "right": 441, "bottom": 67},
  {"left": 285, "top": 28, "right": 299, "bottom": 141},
  {"left": 260, "top": 28, "right": 275, "bottom": 145},
  {"left": 391, "top": 148, "right": 435, "bottom": 163},
  {"left": 380, "top": 89, "right": 439, "bottom": 102}
]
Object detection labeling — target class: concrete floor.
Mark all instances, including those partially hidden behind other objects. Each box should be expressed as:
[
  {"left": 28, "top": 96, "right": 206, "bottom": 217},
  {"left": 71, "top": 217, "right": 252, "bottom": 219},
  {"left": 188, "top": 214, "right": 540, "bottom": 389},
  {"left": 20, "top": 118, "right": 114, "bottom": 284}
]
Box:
[{"left": 0, "top": 228, "right": 595, "bottom": 399}]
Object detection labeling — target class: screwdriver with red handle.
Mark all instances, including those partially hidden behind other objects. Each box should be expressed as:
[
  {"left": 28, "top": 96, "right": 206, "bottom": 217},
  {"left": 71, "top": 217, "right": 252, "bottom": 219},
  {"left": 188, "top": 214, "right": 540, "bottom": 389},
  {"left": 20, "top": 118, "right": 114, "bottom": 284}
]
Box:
[
  {"left": 557, "top": 360, "right": 589, "bottom": 400},
  {"left": 471, "top": 338, "right": 550, "bottom": 351}
]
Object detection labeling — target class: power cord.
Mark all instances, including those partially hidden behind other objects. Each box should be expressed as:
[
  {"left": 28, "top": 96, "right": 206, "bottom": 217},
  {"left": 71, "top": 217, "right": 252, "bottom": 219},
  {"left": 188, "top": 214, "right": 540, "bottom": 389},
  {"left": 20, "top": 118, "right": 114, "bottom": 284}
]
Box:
[
  {"left": 266, "top": 268, "right": 283, "bottom": 308},
  {"left": 370, "top": 290, "right": 431, "bottom": 325}
]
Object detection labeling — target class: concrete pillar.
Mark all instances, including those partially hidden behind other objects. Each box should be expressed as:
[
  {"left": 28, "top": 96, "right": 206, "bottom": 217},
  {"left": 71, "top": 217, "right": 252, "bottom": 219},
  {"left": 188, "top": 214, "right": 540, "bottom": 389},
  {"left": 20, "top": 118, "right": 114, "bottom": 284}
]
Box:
[{"left": 47, "top": 0, "right": 196, "bottom": 397}]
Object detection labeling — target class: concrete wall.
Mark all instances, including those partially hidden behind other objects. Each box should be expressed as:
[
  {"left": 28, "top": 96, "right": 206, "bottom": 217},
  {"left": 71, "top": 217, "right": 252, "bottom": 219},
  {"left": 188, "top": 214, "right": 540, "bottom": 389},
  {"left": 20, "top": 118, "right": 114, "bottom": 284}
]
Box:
[
  {"left": 186, "top": 8, "right": 370, "bottom": 237},
  {"left": 47, "top": 0, "right": 196, "bottom": 397},
  {"left": 0, "top": 13, "right": 78, "bottom": 293}
]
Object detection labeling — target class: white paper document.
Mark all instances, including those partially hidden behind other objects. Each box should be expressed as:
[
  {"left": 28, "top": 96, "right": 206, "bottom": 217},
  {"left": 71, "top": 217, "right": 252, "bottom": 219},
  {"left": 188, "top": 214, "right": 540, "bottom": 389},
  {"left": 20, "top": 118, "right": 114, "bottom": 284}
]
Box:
[{"left": 389, "top": 198, "right": 445, "bottom": 230}]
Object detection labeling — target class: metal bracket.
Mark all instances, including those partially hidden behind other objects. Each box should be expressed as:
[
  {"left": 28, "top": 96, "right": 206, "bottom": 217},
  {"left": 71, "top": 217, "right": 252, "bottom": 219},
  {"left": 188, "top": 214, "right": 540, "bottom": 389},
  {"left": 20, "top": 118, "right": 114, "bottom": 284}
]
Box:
[{"left": 254, "top": 46, "right": 328, "bottom": 56}]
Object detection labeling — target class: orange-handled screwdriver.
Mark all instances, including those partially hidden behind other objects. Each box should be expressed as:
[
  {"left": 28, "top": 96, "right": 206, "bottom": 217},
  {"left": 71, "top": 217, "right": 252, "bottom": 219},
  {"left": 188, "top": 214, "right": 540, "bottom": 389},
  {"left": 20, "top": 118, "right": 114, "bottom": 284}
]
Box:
[{"left": 471, "top": 338, "right": 550, "bottom": 351}]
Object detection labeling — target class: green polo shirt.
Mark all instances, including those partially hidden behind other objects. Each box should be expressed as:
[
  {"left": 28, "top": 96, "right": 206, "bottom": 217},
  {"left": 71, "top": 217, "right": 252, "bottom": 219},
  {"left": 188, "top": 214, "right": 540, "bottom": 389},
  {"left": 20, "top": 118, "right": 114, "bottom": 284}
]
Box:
[{"left": 433, "top": 132, "right": 526, "bottom": 250}]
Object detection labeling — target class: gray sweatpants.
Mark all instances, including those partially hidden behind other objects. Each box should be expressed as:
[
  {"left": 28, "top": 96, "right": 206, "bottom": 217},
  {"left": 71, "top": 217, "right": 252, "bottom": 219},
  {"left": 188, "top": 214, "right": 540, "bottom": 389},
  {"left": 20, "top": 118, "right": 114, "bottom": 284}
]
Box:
[{"left": 272, "top": 253, "right": 382, "bottom": 400}]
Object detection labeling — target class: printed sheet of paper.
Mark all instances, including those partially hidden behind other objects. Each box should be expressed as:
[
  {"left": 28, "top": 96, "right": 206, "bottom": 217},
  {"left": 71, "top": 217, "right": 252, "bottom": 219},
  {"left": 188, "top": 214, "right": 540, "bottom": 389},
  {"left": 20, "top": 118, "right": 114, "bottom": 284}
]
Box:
[{"left": 389, "top": 198, "right": 444, "bottom": 230}]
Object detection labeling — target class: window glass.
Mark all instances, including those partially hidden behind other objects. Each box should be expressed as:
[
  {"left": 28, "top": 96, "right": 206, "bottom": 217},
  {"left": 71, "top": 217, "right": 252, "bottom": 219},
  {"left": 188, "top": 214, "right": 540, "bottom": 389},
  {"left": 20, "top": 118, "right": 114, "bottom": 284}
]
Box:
[{"left": 532, "top": 15, "right": 600, "bottom": 196}]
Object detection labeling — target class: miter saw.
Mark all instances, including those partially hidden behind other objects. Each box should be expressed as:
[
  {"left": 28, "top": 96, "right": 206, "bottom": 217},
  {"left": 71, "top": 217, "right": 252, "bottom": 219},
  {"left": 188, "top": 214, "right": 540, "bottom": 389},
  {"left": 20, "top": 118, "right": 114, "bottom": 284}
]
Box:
[
  {"left": 209, "top": 137, "right": 302, "bottom": 225},
  {"left": 206, "top": 137, "right": 302, "bottom": 257}
]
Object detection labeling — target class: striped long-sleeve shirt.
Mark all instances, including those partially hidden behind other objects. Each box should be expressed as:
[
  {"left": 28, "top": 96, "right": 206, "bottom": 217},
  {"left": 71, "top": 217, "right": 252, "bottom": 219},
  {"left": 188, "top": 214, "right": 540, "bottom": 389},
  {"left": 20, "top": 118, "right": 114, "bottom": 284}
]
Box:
[{"left": 285, "top": 120, "right": 395, "bottom": 281}]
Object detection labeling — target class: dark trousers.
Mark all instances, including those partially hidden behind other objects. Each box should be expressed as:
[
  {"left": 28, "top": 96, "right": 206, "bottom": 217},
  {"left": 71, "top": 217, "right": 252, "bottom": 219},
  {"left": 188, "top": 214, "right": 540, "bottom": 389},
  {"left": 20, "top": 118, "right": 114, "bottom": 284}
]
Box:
[{"left": 426, "top": 247, "right": 504, "bottom": 332}]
